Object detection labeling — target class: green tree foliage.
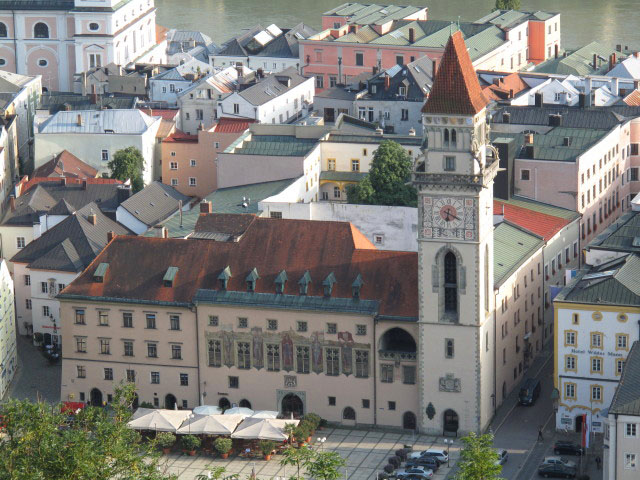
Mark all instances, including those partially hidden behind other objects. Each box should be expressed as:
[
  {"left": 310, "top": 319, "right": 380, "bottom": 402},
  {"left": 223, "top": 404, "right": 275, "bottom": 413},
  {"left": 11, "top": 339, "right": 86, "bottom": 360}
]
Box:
[
  {"left": 495, "top": 0, "right": 521, "bottom": 10},
  {"left": 346, "top": 140, "right": 417, "bottom": 206},
  {"left": 279, "top": 445, "right": 314, "bottom": 480},
  {"left": 304, "top": 451, "right": 346, "bottom": 480},
  {"left": 0, "top": 383, "right": 175, "bottom": 480},
  {"left": 107, "top": 146, "right": 145, "bottom": 192},
  {"left": 455, "top": 432, "right": 503, "bottom": 480}
]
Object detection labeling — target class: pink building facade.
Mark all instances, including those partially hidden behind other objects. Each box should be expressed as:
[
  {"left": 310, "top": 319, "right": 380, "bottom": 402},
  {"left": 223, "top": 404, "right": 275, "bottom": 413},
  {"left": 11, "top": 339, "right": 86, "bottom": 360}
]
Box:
[{"left": 0, "top": 0, "right": 166, "bottom": 92}]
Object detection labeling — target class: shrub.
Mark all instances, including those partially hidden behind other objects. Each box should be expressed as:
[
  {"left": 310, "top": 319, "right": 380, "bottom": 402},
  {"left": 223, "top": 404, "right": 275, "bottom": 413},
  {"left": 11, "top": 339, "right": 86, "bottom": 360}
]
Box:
[
  {"left": 383, "top": 464, "right": 395, "bottom": 473},
  {"left": 214, "top": 437, "right": 232, "bottom": 454},
  {"left": 294, "top": 423, "right": 310, "bottom": 441},
  {"left": 259, "top": 440, "right": 277, "bottom": 456},
  {"left": 157, "top": 432, "right": 176, "bottom": 449},
  {"left": 301, "top": 413, "right": 322, "bottom": 430},
  {"left": 180, "top": 435, "right": 201, "bottom": 451},
  {"left": 139, "top": 401, "right": 154, "bottom": 409}
]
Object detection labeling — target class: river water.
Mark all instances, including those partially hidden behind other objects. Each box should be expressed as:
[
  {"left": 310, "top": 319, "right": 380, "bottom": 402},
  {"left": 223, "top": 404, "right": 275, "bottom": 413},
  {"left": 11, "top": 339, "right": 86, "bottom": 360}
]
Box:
[{"left": 155, "top": 0, "right": 640, "bottom": 50}]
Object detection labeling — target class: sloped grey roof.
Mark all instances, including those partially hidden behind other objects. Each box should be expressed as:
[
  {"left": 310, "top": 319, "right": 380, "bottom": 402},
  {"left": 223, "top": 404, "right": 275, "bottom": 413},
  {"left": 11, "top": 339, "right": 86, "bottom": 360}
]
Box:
[
  {"left": 216, "top": 23, "right": 316, "bottom": 60},
  {"left": 120, "top": 181, "right": 192, "bottom": 227},
  {"left": 10, "top": 202, "right": 131, "bottom": 272},
  {"left": 609, "top": 341, "right": 640, "bottom": 416},
  {"left": 38, "top": 93, "right": 137, "bottom": 114},
  {"left": 236, "top": 67, "right": 309, "bottom": 106},
  {"left": 38, "top": 109, "right": 157, "bottom": 135}
]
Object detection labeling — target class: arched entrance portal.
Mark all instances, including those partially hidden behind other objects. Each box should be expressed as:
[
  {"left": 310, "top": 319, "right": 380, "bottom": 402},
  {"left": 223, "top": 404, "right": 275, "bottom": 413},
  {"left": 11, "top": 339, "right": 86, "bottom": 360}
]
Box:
[
  {"left": 165, "top": 393, "right": 177, "bottom": 410},
  {"left": 281, "top": 393, "right": 304, "bottom": 418},
  {"left": 443, "top": 409, "right": 459, "bottom": 436},
  {"left": 239, "top": 399, "right": 252, "bottom": 409},
  {"left": 89, "top": 388, "right": 103, "bottom": 407},
  {"left": 218, "top": 397, "right": 231, "bottom": 411},
  {"left": 403, "top": 411, "right": 417, "bottom": 430}
]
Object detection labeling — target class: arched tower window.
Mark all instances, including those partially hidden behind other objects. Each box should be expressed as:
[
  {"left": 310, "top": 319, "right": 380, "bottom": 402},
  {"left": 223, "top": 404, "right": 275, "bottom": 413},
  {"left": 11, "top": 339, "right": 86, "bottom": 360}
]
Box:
[
  {"left": 443, "top": 128, "right": 449, "bottom": 147},
  {"left": 451, "top": 129, "right": 457, "bottom": 148},
  {"left": 444, "top": 252, "right": 457, "bottom": 314},
  {"left": 0, "top": 23, "right": 7, "bottom": 38},
  {"left": 34, "top": 23, "right": 49, "bottom": 39}
]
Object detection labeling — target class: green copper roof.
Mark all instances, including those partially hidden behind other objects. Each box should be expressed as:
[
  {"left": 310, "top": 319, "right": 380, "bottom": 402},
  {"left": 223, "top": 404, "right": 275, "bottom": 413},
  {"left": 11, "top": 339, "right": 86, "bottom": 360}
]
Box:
[
  {"left": 320, "top": 171, "right": 367, "bottom": 183},
  {"left": 588, "top": 210, "right": 640, "bottom": 255},
  {"left": 533, "top": 42, "right": 623, "bottom": 76},
  {"left": 229, "top": 135, "right": 318, "bottom": 157},
  {"left": 493, "top": 222, "right": 544, "bottom": 286}
]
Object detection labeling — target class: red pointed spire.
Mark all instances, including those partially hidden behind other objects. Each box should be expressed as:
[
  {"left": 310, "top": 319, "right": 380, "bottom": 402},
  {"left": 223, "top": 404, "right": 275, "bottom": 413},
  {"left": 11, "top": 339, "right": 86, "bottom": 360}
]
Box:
[{"left": 422, "top": 31, "right": 489, "bottom": 115}]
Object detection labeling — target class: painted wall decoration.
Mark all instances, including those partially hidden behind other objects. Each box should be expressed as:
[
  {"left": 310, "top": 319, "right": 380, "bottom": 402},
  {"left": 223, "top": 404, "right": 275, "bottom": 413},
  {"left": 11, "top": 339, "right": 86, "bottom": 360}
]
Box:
[
  {"left": 339, "top": 331, "right": 354, "bottom": 376},
  {"left": 282, "top": 332, "right": 294, "bottom": 372},
  {"left": 222, "top": 330, "right": 234, "bottom": 367},
  {"left": 252, "top": 327, "right": 264, "bottom": 370},
  {"left": 311, "top": 331, "right": 324, "bottom": 374}
]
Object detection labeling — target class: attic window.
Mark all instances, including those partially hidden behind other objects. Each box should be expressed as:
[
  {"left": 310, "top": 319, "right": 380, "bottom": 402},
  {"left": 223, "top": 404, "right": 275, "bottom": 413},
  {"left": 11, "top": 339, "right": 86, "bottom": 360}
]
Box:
[
  {"left": 246, "top": 268, "right": 259, "bottom": 292},
  {"left": 93, "top": 263, "right": 109, "bottom": 283},
  {"left": 322, "top": 272, "right": 336, "bottom": 297},
  {"left": 352, "top": 274, "right": 364, "bottom": 299},
  {"left": 275, "top": 270, "right": 288, "bottom": 294},
  {"left": 218, "top": 266, "right": 231, "bottom": 290},
  {"left": 163, "top": 266, "right": 178, "bottom": 287},
  {"left": 298, "top": 271, "right": 312, "bottom": 296}
]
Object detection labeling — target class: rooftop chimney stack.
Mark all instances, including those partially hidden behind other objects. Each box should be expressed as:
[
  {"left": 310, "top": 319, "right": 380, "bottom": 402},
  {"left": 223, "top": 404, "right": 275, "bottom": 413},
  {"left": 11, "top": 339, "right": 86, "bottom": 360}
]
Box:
[
  {"left": 524, "top": 133, "right": 534, "bottom": 145},
  {"left": 77, "top": 114, "right": 83, "bottom": 127},
  {"left": 88, "top": 210, "right": 97, "bottom": 225},
  {"left": 593, "top": 53, "right": 597, "bottom": 71},
  {"left": 107, "top": 231, "right": 116, "bottom": 242},
  {"left": 384, "top": 75, "right": 390, "bottom": 90},
  {"left": 200, "top": 200, "right": 213, "bottom": 214},
  {"left": 90, "top": 84, "right": 98, "bottom": 105},
  {"left": 408, "top": 27, "right": 415, "bottom": 43}
]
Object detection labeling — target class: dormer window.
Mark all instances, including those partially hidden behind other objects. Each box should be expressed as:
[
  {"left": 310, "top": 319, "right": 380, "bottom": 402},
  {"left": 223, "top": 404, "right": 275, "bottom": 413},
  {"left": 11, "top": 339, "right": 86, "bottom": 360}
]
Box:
[
  {"left": 298, "top": 271, "right": 312, "bottom": 296},
  {"left": 322, "top": 272, "right": 336, "bottom": 297},
  {"left": 246, "top": 268, "right": 259, "bottom": 292},
  {"left": 218, "top": 266, "right": 231, "bottom": 290},
  {"left": 275, "top": 270, "right": 288, "bottom": 294},
  {"left": 399, "top": 86, "right": 406, "bottom": 96},
  {"left": 93, "top": 263, "right": 109, "bottom": 283},
  {"left": 163, "top": 266, "right": 178, "bottom": 287},
  {"left": 352, "top": 274, "right": 363, "bottom": 299}
]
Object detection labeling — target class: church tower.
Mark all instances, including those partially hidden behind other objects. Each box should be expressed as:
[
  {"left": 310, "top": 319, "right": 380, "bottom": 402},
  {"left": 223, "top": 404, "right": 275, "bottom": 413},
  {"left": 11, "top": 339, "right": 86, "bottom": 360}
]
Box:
[{"left": 414, "top": 32, "right": 499, "bottom": 435}]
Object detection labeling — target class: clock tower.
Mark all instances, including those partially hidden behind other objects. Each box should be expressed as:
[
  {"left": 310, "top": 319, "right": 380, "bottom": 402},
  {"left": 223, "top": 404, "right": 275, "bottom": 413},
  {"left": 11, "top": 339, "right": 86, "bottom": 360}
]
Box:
[{"left": 414, "top": 31, "right": 499, "bottom": 435}]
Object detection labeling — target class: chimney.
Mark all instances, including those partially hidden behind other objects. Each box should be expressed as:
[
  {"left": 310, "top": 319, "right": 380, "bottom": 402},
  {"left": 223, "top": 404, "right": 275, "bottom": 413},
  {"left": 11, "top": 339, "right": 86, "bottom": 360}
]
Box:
[
  {"left": 372, "top": 65, "right": 379, "bottom": 75},
  {"left": 524, "top": 133, "right": 534, "bottom": 145},
  {"left": 593, "top": 53, "right": 597, "bottom": 70},
  {"left": 9, "top": 195, "right": 15, "bottom": 212},
  {"left": 200, "top": 200, "right": 213, "bottom": 214},
  {"left": 90, "top": 84, "right": 98, "bottom": 105},
  {"left": 107, "top": 231, "right": 116, "bottom": 242},
  {"left": 88, "top": 210, "right": 97, "bottom": 225},
  {"left": 612, "top": 52, "right": 617, "bottom": 65},
  {"left": 432, "top": 59, "right": 437, "bottom": 77},
  {"left": 163, "top": 227, "right": 168, "bottom": 238},
  {"left": 509, "top": 88, "right": 514, "bottom": 99},
  {"left": 534, "top": 92, "right": 543, "bottom": 107},
  {"left": 612, "top": 77, "right": 619, "bottom": 97},
  {"left": 408, "top": 27, "right": 415, "bottom": 43},
  {"left": 493, "top": 78, "right": 500, "bottom": 86},
  {"left": 635, "top": 80, "right": 640, "bottom": 91},
  {"left": 609, "top": 54, "right": 614, "bottom": 72},
  {"left": 384, "top": 75, "right": 390, "bottom": 90},
  {"left": 77, "top": 114, "right": 83, "bottom": 127},
  {"left": 82, "top": 180, "right": 87, "bottom": 190}
]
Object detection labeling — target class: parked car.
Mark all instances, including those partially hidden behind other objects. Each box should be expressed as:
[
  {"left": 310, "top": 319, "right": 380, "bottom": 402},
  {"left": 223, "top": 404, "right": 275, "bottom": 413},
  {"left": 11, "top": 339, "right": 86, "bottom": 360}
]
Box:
[
  {"left": 495, "top": 449, "right": 508, "bottom": 465},
  {"left": 537, "top": 463, "right": 576, "bottom": 478},
  {"left": 406, "top": 455, "right": 440, "bottom": 471},
  {"left": 397, "top": 474, "right": 433, "bottom": 480},
  {"left": 518, "top": 377, "right": 541, "bottom": 406},
  {"left": 553, "top": 441, "right": 584, "bottom": 456},
  {"left": 396, "top": 466, "right": 434, "bottom": 479},
  {"left": 420, "top": 449, "right": 448, "bottom": 464},
  {"left": 541, "top": 456, "right": 577, "bottom": 469}
]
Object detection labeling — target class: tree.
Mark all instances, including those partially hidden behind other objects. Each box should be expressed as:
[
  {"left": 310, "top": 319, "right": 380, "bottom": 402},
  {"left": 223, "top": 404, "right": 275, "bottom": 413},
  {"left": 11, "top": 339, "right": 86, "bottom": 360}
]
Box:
[
  {"left": 304, "top": 451, "right": 346, "bottom": 480},
  {"left": 455, "top": 432, "right": 503, "bottom": 480},
  {"left": 346, "top": 140, "right": 417, "bottom": 207},
  {"left": 107, "top": 146, "right": 145, "bottom": 192},
  {"left": 495, "top": 0, "right": 521, "bottom": 10},
  {"left": 0, "top": 383, "right": 175, "bottom": 480},
  {"left": 279, "top": 445, "right": 314, "bottom": 480}
]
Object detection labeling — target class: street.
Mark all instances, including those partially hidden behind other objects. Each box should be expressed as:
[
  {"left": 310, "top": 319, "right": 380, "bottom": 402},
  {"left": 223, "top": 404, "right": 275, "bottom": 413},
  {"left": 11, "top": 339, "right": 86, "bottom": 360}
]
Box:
[{"left": 3, "top": 334, "right": 61, "bottom": 403}]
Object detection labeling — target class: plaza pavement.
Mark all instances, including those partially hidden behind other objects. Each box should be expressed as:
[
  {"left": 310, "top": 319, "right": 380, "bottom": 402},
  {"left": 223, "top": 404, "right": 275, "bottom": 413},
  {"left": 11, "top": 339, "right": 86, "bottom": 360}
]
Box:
[{"left": 159, "top": 427, "right": 461, "bottom": 479}]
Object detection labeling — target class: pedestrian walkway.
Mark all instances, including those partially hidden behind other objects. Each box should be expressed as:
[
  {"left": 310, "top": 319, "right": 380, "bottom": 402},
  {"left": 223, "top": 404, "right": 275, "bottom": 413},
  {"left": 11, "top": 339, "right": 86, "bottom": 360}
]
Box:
[{"left": 160, "top": 426, "right": 461, "bottom": 479}]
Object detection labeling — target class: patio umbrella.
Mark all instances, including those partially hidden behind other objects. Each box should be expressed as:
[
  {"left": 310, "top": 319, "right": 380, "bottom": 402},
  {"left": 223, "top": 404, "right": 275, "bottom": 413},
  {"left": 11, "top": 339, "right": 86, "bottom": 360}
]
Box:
[
  {"left": 128, "top": 408, "right": 192, "bottom": 432},
  {"left": 231, "top": 418, "right": 299, "bottom": 441},
  {"left": 193, "top": 405, "right": 223, "bottom": 415},
  {"left": 176, "top": 414, "right": 244, "bottom": 435},
  {"left": 224, "top": 407, "right": 254, "bottom": 417},
  {"left": 251, "top": 410, "right": 279, "bottom": 419}
]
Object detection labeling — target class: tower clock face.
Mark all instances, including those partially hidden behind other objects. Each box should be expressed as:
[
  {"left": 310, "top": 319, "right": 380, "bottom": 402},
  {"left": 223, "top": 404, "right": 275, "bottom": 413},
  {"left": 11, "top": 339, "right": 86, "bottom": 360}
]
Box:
[{"left": 421, "top": 196, "right": 477, "bottom": 240}]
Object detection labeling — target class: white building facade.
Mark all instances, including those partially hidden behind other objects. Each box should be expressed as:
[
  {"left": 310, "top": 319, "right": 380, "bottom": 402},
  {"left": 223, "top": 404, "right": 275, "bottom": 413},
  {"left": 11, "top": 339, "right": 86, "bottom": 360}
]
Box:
[{"left": 0, "top": 259, "right": 16, "bottom": 398}]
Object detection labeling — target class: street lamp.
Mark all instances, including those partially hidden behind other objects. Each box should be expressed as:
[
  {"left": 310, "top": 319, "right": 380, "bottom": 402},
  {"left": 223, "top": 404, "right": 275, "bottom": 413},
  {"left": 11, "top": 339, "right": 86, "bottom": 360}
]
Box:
[
  {"left": 317, "top": 436, "right": 326, "bottom": 452},
  {"left": 444, "top": 439, "right": 452, "bottom": 467}
]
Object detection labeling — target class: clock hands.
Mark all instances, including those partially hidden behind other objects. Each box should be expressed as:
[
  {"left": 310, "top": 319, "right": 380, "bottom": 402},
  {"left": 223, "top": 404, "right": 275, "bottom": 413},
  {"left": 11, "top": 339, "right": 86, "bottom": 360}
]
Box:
[{"left": 443, "top": 207, "right": 461, "bottom": 222}]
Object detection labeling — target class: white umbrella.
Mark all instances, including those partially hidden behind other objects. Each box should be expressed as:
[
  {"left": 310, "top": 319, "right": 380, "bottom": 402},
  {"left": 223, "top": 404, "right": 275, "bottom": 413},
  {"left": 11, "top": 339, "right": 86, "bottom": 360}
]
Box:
[
  {"left": 128, "top": 408, "right": 192, "bottom": 432},
  {"left": 224, "top": 407, "right": 254, "bottom": 417},
  {"left": 193, "top": 405, "right": 223, "bottom": 415},
  {"left": 231, "top": 418, "right": 299, "bottom": 441},
  {"left": 251, "top": 410, "right": 279, "bottom": 419},
  {"left": 176, "top": 414, "right": 244, "bottom": 435}
]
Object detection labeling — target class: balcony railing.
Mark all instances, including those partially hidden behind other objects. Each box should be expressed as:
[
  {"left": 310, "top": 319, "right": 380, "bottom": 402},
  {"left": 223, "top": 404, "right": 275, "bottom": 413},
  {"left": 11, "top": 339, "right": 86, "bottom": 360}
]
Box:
[{"left": 378, "top": 350, "right": 417, "bottom": 362}]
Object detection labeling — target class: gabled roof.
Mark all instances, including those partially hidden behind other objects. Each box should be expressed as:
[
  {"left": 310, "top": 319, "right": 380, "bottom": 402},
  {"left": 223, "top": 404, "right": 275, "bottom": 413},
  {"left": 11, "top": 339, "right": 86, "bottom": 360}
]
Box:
[
  {"left": 235, "top": 67, "right": 310, "bottom": 106},
  {"left": 10, "top": 202, "right": 131, "bottom": 273},
  {"left": 587, "top": 209, "right": 640, "bottom": 255},
  {"left": 0, "top": 70, "right": 37, "bottom": 92},
  {"left": 622, "top": 90, "right": 640, "bottom": 106},
  {"left": 19, "top": 177, "right": 122, "bottom": 198},
  {"left": 120, "top": 181, "right": 192, "bottom": 228},
  {"left": 61, "top": 215, "right": 418, "bottom": 318},
  {"left": 211, "top": 118, "right": 254, "bottom": 134},
  {"left": 609, "top": 341, "right": 640, "bottom": 416},
  {"left": 494, "top": 197, "right": 579, "bottom": 241},
  {"left": 422, "top": 31, "right": 489, "bottom": 115},
  {"left": 493, "top": 221, "right": 544, "bottom": 286},
  {"left": 482, "top": 72, "right": 530, "bottom": 101},
  {"left": 32, "top": 150, "right": 98, "bottom": 179}
]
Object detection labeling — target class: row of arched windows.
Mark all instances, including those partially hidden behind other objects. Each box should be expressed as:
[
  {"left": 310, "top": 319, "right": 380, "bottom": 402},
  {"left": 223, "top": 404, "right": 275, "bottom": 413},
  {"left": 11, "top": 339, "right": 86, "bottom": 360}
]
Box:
[
  {"left": 443, "top": 128, "right": 457, "bottom": 148},
  {"left": 0, "top": 22, "right": 49, "bottom": 39}
]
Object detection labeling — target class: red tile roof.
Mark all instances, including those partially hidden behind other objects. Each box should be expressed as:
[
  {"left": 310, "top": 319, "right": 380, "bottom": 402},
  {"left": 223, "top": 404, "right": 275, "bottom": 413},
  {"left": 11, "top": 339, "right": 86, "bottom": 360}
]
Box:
[
  {"left": 422, "top": 31, "right": 489, "bottom": 115},
  {"left": 62, "top": 215, "right": 418, "bottom": 318},
  {"left": 156, "top": 25, "right": 169, "bottom": 45},
  {"left": 482, "top": 73, "right": 530, "bottom": 101},
  {"left": 211, "top": 118, "right": 255, "bottom": 134},
  {"left": 494, "top": 199, "right": 571, "bottom": 241},
  {"left": 19, "top": 176, "right": 123, "bottom": 197},
  {"left": 163, "top": 129, "right": 198, "bottom": 143},
  {"left": 32, "top": 150, "right": 98, "bottom": 179},
  {"left": 138, "top": 108, "right": 179, "bottom": 122},
  {"left": 623, "top": 90, "right": 640, "bottom": 106}
]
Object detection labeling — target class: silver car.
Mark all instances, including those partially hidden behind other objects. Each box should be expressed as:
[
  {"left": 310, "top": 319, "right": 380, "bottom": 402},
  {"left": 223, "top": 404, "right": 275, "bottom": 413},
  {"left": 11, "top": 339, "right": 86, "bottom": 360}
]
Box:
[{"left": 495, "top": 449, "right": 508, "bottom": 465}]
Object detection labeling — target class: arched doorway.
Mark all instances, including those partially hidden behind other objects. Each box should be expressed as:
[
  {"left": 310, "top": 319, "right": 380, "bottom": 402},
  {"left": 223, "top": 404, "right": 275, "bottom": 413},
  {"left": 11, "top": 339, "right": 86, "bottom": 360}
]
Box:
[
  {"left": 90, "top": 388, "right": 103, "bottom": 407},
  {"left": 379, "top": 328, "right": 417, "bottom": 354},
  {"left": 403, "top": 411, "right": 417, "bottom": 430},
  {"left": 342, "top": 406, "right": 356, "bottom": 426},
  {"left": 218, "top": 397, "right": 231, "bottom": 411},
  {"left": 239, "top": 399, "right": 252, "bottom": 409},
  {"left": 281, "top": 393, "right": 304, "bottom": 418},
  {"left": 443, "top": 409, "right": 459, "bottom": 436},
  {"left": 164, "top": 393, "right": 177, "bottom": 410}
]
